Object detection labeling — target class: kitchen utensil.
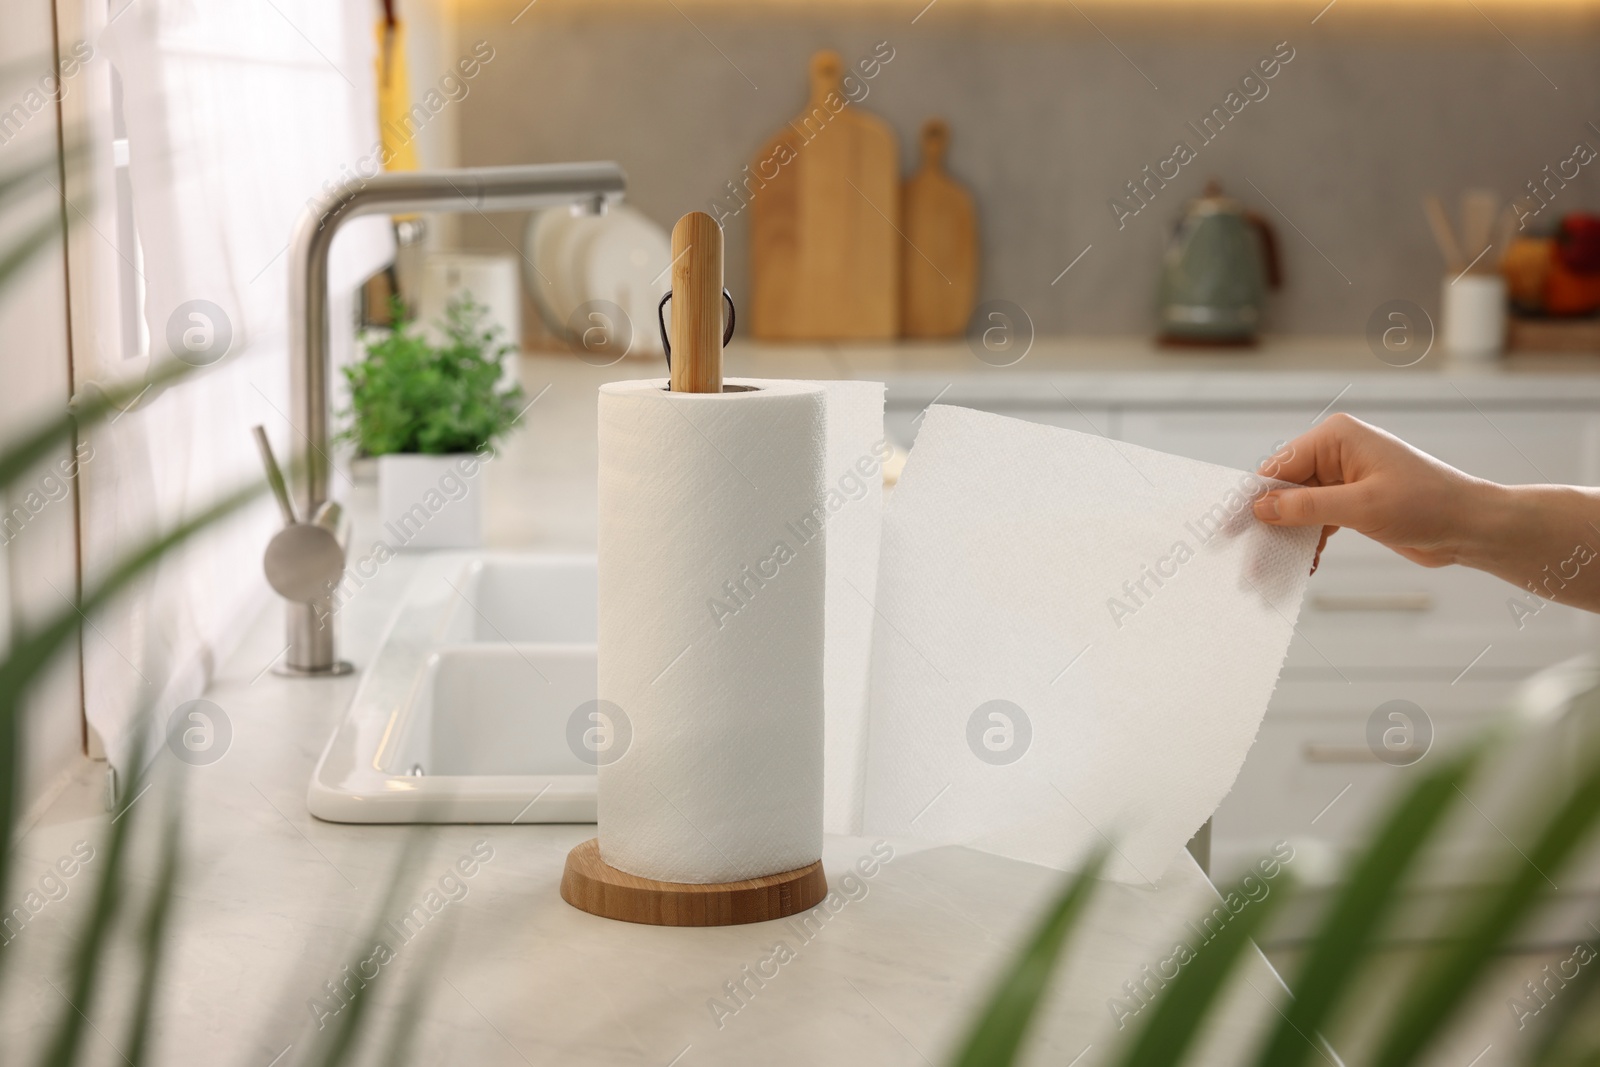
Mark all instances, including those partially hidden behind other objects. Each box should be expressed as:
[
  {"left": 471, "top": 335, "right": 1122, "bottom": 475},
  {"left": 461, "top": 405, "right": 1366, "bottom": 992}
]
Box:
[
  {"left": 1460, "top": 188, "right": 1499, "bottom": 263},
  {"left": 1493, "top": 204, "right": 1518, "bottom": 269},
  {"left": 900, "top": 118, "right": 978, "bottom": 338},
  {"left": 571, "top": 206, "right": 672, "bottom": 356},
  {"left": 1423, "top": 194, "right": 1464, "bottom": 274},
  {"left": 1156, "top": 181, "right": 1280, "bottom": 345},
  {"left": 524, "top": 207, "right": 583, "bottom": 337},
  {"left": 561, "top": 212, "right": 829, "bottom": 926},
  {"left": 525, "top": 205, "right": 672, "bottom": 355},
  {"left": 750, "top": 50, "right": 900, "bottom": 340}
]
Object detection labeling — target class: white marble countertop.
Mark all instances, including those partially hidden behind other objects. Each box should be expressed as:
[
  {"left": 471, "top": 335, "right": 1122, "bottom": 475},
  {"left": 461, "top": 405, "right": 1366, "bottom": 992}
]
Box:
[
  {"left": 3, "top": 507, "right": 1288, "bottom": 1067},
  {"left": 0, "top": 341, "right": 1341, "bottom": 1066}
]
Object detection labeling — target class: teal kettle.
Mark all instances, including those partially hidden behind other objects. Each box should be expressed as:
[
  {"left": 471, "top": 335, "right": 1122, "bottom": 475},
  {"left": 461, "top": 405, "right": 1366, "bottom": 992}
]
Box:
[{"left": 1157, "top": 181, "right": 1281, "bottom": 346}]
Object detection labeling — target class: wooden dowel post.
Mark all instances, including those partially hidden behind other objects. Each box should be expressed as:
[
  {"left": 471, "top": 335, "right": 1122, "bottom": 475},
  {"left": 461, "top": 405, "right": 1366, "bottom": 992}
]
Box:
[{"left": 669, "top": 211, "right": 725, "bottom": 394}]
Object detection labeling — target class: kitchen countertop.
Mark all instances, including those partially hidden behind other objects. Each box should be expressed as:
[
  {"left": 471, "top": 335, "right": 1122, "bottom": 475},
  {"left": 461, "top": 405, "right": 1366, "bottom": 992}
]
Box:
[
  {"left": 0, "top": 340, "right": 1349, "bottom": 1066},
  {"left": 4, "top": 502, "right": 1290, "bottom": 1067},
  {"left": 716, "top": 335, "right": 1600, "bottom": 407}
]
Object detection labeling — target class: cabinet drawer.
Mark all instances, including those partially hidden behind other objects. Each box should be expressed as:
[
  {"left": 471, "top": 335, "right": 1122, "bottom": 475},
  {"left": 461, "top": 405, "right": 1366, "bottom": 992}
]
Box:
[
  {"left": 1119, "top": 407, "right": 1592, "bottom": 485},
  {"left": 1284, "top": 558, "right": 1597, "bottom": 677},
  {"left": 1212, "top": 705, "right": 1499, "bottom": 871}
]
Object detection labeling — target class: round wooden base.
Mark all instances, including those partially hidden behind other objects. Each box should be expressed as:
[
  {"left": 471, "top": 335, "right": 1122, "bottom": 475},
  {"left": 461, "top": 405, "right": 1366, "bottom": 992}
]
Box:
[{"left": 560, "top": 838, "right": 828, "bottom": 926}]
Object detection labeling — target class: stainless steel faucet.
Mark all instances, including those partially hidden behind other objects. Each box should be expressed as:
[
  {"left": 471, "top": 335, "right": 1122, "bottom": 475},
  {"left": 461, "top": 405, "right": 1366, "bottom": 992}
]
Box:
[{"left": 269, "top": 162, "right": 626, "bottom": 675}]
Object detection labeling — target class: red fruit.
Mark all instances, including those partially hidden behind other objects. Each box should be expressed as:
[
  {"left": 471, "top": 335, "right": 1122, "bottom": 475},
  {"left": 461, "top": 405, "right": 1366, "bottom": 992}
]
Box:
[{"left": 1557, "top": 213, "right": 1600, "bottom": 274}]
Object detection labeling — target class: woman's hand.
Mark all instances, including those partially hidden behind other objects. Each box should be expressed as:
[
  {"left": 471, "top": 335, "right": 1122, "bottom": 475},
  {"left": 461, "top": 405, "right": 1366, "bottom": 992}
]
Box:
[
  {"left": 1252, "top": 413, "right": 1600, "bottom": 612},
  {"left": 1251, "top": 413, "right": 1493, "bottom": 570}
]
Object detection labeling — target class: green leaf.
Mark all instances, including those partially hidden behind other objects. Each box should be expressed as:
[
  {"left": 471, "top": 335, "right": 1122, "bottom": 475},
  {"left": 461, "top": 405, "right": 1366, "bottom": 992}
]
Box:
[
  {"left": 1248, "top": 742, "right": 1487, "bottom": 1067},
  {"left": 950, "top": 845, "right": 1108, "bottom": 1067},
  {"left": 303, "top": 832, "right": 428, "bottom": 1067},
  {"left": 1530, "top": 921, "right": 1600, "bottom": 1066},
  {"left": 1113, "top": 862, "right": 1292, "bottom": 1067},
  {"left": 370, "top": 912, "right": 454, "bottom": 1067},
  {"left": 38, "top": 745, "right": 140, "bottom": 1067},
  {"left": 0, "top": 472, "right": 258, "bottom": 938},
  {"left": 1372, "top": 747, "right": 1600, "bottom": 1067},
  {"left": 124, "top": 785, "right": 184, "bottom": 1066},
  {"left": 0, "top": 356, "right": 189, "bottom": 494}
]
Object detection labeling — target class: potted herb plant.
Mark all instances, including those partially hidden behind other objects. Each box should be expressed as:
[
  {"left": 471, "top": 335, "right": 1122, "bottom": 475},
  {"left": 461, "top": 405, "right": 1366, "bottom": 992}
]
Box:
[{"left": 341, "top": 297, "right": 525, "bottom": 550}]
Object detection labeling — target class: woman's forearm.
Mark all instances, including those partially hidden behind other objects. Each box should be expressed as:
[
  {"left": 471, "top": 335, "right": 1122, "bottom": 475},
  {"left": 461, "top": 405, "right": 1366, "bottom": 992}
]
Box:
[{"left": 1463, "top": 484, "right": 1600, "bottom": 612}]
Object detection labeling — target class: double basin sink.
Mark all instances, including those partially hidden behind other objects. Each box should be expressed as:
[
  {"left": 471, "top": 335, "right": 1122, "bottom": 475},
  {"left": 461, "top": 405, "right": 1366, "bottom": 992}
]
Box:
[{"left": 308, "top": 554, "right": 600, "bottom": 823}]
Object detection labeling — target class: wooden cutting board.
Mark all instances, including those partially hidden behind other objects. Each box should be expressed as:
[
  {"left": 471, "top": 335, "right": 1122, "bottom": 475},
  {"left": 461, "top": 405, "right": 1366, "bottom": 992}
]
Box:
[
  {"left": 901, "top": 118, "right": 978, "bottom": 338},
  {"left": 750, "top": 50, "right": 900, "bottom": 340}
]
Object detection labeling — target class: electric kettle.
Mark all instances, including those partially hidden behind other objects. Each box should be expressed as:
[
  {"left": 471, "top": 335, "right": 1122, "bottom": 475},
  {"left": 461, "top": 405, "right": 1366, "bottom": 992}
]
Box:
[{"left": 1157, "top": 181, "right": 1281, "bottom": 345}]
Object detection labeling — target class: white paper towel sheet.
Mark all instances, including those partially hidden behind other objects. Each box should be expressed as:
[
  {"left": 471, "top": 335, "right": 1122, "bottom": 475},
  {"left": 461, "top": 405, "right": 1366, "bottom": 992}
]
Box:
[
  {"left": 597, "top": 378, "right": 829, "bottom": 883},
  {"left": 857, "top": 405, "right": 1320, "bottom": 883}
]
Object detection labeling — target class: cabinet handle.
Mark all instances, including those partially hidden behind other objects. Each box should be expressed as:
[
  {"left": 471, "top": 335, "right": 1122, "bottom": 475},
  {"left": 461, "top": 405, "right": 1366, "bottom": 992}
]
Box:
[
  {"left": 1310, "top": 592, "right": 1433, "bottom": 613},
  {"left": 1303, "top": 743, "right": 1424, "bottom": 764}
]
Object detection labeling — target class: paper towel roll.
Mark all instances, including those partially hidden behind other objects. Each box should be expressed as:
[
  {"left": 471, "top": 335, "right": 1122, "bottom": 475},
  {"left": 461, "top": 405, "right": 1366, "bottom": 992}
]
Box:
[{"left": 596, "top": 378, "right": 827, "bottom": 883}]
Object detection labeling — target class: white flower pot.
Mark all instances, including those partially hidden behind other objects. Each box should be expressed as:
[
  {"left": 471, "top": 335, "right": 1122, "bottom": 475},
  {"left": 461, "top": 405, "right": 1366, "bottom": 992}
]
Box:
[{"left": 377, "top": 452, "right": 487, "bottom": 551}]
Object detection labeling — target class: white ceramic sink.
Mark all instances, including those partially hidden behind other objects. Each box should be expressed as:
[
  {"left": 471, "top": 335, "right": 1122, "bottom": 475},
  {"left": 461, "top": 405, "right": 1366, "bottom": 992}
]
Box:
[{"left": 307, "top": 553, "right": 600, "bottom": 823}]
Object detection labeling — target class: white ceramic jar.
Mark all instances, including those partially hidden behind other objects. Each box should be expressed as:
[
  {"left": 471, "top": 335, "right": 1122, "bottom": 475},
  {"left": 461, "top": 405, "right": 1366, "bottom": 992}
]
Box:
[{"left": 1441, "top": 273, "right": 1507, "bottom": 362}]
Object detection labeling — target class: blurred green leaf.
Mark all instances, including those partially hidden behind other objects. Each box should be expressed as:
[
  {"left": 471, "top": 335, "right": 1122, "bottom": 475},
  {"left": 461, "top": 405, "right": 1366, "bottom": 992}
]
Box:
[
  {"left": 1249, "top": 742, "right": 1487, "bottom": 1067},
  {"left": 0, "top": 472, "right": 258, "bottom": 940},
  {"left": 303, "top": 832, "right": 427, "bottom": 1067},
  {"left": 950, "top": 845, "right": 1108, "bottom": 1067},
  {"left": 39, "top": 751, "right": 138, "bottom": 1067},
  {"left": 1531, "top": 920, "right": 1600, "bottom": 1066},
  {"left": 1112, "top": 862, "right": 1291, "bottom": 1067},
  {"left": 124, "top": 786, "right": 184, "bottom": 1065},
  {"left": 1373, "top": 750, "right": 1600, "bottom": 1067}
]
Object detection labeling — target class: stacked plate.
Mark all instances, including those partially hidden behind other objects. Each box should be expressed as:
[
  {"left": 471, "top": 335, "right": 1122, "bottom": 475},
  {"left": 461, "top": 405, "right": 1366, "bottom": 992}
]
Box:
[{"left": 523, "top": 204, "right": 672, "bottom": 362}]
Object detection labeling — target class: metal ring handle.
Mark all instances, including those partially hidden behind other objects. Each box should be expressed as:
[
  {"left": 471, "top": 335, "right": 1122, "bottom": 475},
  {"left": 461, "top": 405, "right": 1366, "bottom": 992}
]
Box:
[{"left": 657, "top": 288, "right": 735, "bottom": 374}]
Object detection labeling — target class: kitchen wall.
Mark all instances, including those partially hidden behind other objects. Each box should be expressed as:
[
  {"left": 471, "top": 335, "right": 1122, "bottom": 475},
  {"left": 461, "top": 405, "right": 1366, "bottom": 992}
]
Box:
[{"left": 452, "top": 0, "right": 1600, "bottom": 337}]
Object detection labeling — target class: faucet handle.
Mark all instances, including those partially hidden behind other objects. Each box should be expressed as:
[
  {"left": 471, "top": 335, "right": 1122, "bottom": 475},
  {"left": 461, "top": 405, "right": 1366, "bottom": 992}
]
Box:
[{"left": 252, "top": 425, "right": 298, "bottom": 528}]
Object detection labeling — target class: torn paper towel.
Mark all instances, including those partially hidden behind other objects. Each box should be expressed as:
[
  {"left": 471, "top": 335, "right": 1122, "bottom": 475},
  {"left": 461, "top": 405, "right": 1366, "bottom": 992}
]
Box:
[{"left": 859, "top": 405, "right": 1319, "bottom": 883}]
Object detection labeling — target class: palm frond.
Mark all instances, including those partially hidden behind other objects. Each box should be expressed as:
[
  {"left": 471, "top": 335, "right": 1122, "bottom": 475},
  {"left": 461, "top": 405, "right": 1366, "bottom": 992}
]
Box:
[
  {"left": 303, "top": 832, "right": 428, "bottom": 1067},
  {"left": 0, "top": 474, "right": 260, "bottom": 969},
  {"left": 124, "top": 784, "right": 184, "bottom": 1065},
  {"left": 949, "top": 845, "right": 1109, "bottom": 1067},
  {"left": 1372, "top": 745, "right": 1600, "bottom": 1067},
  {"left": 1112, "top": 863, "right": 1292, "bottom": 1067},
  {"left": 1248, "top": 741, "right": 1488, "bottom": 1067}
]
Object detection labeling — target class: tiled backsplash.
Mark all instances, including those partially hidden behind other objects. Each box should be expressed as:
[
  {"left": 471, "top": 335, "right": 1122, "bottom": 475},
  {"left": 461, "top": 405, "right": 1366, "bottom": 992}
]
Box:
[{"left": 455, "top": 1, "right": 1600, "bottom": 335}]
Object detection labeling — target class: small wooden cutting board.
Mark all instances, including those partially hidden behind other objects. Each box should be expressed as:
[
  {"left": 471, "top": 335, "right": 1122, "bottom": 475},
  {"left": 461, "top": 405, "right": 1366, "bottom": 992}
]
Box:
[
  {"left": 750, "top": 50, "right": 900, "bottom": 340},
  {"left": 901, "top": 118, "right": 978, "bottom": 338}
]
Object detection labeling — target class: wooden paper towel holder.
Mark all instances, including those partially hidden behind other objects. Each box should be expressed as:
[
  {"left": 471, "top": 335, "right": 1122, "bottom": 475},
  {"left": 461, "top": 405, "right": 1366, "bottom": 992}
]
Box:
[
  {"left": 561, "top": 840, "right": 828, "bottom": 926},
  {"left": 560, "top": 211, "right": 828, "bottom": 926}
]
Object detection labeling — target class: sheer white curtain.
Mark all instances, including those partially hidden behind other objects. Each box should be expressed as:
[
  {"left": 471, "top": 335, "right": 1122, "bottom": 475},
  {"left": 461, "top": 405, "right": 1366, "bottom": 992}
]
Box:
[{"left": 81, "top": 0, "right": 391, "bottom": 772}]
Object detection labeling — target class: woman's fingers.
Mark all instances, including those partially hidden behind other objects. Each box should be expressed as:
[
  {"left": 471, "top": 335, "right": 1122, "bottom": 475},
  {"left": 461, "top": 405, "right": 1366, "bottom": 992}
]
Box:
[{"left": 1253, "top": 482, "right": 1371, "bottom": 531}]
